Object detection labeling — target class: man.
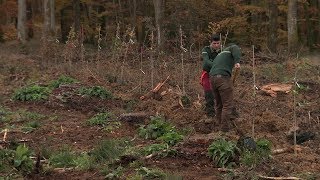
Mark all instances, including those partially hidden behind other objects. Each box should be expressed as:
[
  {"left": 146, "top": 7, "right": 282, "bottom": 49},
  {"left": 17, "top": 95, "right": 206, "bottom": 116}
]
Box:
[
  {"left": 201, "top": 34, "right": 221, "bottom": 117},
  {"left": 209, "top": 43, "right": 241, "bottom": 132}
]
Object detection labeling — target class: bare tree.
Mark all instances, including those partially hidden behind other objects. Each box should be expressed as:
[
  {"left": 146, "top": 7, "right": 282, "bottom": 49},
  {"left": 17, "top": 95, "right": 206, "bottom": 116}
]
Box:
[
  {"left": 288, "top": 0, "right": 298, "bottom": 53},
  {"left": 50, "top": 0, "right": 55, "bottom": 34},
  {"left": 43, "top": 0, "right": 50, "bottom": 36},
  {"left": 73, "top": 0, "right": 80, "bottom": 33},
  {"left": 267, "top": 0, "right": 278, "bottom": 53},
  {"left": 153, "top": 0, "right": 165, "bottom": 49},
  {"left": 17, "top": 0, "right": 27, "bottom": 44},
  {"left": 132, "top": 0, "right": 137, "bottom": 28}
]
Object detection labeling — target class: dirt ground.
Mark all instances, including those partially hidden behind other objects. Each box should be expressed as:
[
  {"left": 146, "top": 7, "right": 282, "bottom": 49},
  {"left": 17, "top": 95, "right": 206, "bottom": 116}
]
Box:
[{"left": 0, "top": 41, "right": 320, "bottom": 179}]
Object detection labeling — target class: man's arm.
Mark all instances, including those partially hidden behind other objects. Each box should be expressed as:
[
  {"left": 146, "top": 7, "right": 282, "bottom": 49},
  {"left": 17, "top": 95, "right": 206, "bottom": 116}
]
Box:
[{"left": 202, "top": 47, "right": 214, "bottom": 71}]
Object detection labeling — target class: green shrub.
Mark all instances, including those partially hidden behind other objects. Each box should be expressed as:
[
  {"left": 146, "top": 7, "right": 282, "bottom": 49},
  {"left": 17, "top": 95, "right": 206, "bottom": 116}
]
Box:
[
  {"left": 86, "top": 112, "right": 121, "bottom": 132},
  {"left": 74, "top": 153, "right": 94, "bottom": 170},
  {"left": 138, "top": 116, "right": 174, "bottom": 140},
  {"left": 49, "top": 75, "right": 78, "bottom": 89},
  {"left": 0, "top": 149, "right": 14, "bottom": 173},
  {"left": 21, "top": 121, "right": 41, "bottom": 133},
  {"left": 240, "top": 138, "right": 272, "bottom": 167},
  {"left": 124, "top": 99, "right": 138, "bottom": 112},
  {"left": 138, "top": 116, "right": 184, "bottom": 146},
  {"left": 49, "top": 147, "right": 94, "bottom": 170},
  {"left": 0, "top": 107, "right": 12, "bottom": 123},
  {"left": 12, "top": 85, "right": 51, "bottom": 101},
  {"left": 137, "top": 167, "right": 166, "bottom": 179},
  {"left": 256, "top": 138, "right": 272, "bottom": 153},
  {"left": 158, "top": 131, "right": 183, "bottom": 146},
  {"left": 91, "top": 139, "right": 126, "bottom": 163},
  {"left": 142, "top": 143, "right": 177, "bottom": 157},
  {"left": 87, "top": 112, "right": 114, "bottom": 126},
  {"left": 104, "top": 166, "right": 124, "bottom": 179},
  {"left": 208, "top": 138, "right": 239, "bottom": 168},
  {"left": 49, "top": 147, "right": 77, "bottom": 168},
  {"left": 78, "top": 86, "right": 113, "bottom": 99},
  {"left": 13, "top": 145, "right": 33, "bottom": 174},
  {"left": 18, "top": 110, "right": 45, "bottom": 121}
]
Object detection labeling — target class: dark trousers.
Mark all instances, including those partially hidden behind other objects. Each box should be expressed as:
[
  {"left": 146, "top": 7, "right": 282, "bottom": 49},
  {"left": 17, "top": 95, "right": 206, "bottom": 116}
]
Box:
[
  {"left": 210, "top": 75, "right": 234, "bottom": 129},
  {"left": 204, "top": 90, "right": 215, "bottom": 117}
]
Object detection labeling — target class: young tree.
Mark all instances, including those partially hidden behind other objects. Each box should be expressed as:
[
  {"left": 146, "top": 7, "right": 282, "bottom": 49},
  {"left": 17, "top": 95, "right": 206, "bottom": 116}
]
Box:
[
  {"left": 17, "top": 0, "right": 27, "bottom": 44},
  {"left": 287, "top": 0, "right": 298, "bottom": 53}
]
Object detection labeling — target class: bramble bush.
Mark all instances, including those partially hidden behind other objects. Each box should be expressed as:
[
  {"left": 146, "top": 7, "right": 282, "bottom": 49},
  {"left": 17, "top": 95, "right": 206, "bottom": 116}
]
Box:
[
  {"left": 138, "top": 116, "right": 183, "bottom": 145},
  {"left": 12, "top": 85, "right": 51, "bottom": 101},
  {"left": 49, "top": 75, "right": 78, "bottom": 89},
  {"left": 78, "top": 86, "right": 113, "bottom": 99}
]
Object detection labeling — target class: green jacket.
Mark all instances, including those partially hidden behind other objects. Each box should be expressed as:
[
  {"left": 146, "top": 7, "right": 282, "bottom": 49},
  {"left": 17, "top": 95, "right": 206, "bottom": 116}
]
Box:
[
  {"left": 202, "top": 46, "right": 220, "bottom": 72},
  {"left": 209, "top": 44, "right": 241, "bottom": 77}
]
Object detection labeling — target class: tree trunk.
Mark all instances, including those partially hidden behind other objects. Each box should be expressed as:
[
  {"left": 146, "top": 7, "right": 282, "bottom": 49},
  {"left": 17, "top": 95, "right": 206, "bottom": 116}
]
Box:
[
  {"left": 318, "top": 0, "right": 320, "bottom": 46},
  {"left": 50, "top": 0, "right": 55, "bottom": 35},
  {"left": 132, "top": 0, "right": 137, "bottom": 28},
  {"left": 17, "top": 0, "right": 27, "bottom": 44},
  {"left": 60, "top": 8, "right": 70, "bottom": 43},
  {"left": 43, "top": 0, "right": 50, "bottom": 37},
  {"left": 153, "top": 0, "right": 165, "bottom": 49},
  {"left": 287, "top": 0, "right": 298, "bottom": 53},
  {"left": 73, "top": 0, "right": 80, "bottom": 33},
  {"left": 26, "top": 1, "right": 33, "bottom": 39},
  {"left": 304, "top": 1, "right": 312, "bottom": 51},
  {"left": 267, "top": 0, "right": 278, "bottom": 53}
]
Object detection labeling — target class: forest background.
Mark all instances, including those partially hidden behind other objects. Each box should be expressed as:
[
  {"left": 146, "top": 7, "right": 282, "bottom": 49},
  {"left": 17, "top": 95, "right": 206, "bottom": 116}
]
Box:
[{"left": 1, "top": 0, "right": 320, "bottom": 54}]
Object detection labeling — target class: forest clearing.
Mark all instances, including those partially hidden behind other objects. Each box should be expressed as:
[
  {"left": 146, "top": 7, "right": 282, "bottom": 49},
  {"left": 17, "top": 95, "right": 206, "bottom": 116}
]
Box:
[{"left": 1, "top": 0, "right": 320, "bottom": 179}]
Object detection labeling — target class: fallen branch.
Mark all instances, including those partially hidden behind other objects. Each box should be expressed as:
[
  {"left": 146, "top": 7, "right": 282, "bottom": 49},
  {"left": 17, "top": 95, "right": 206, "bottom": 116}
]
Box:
[
  {"left": 0, "top": 139, "right": 30, "bottom": 144},
  {"left": 85, "top": 67, "right": 102, "bottom": 83},
  {"left": 140, "top": 75, "right": 170, "bottom": 100},
  {"left": 258, "top": 175, "right": 301, "bottom": 180},
  {"left": 53, "top": 167, "right": 74, "bottom": 173},
  {"left": 2, "top": 129, "right": 7, "bottom": 141},
  {"left": 272, "top": 145, "right": 302, "bottom": 155}
]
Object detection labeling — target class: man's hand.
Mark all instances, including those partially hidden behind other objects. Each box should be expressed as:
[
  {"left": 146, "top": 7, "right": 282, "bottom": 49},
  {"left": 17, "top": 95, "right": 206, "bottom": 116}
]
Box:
[{"left": 234, "top": 63, "right": 240, "bottom": 69}]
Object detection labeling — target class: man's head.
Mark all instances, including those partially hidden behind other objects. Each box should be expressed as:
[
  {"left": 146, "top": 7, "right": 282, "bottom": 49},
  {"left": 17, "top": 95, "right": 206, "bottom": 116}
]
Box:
[{"left": 210, "top": 34, "right": 221, "bottom": 50}]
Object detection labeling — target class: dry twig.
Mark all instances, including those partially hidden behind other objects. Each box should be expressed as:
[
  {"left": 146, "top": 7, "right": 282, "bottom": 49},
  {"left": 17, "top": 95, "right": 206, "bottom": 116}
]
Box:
[{"left": 258, "top": 175, "right": 301, "bottom": 180}]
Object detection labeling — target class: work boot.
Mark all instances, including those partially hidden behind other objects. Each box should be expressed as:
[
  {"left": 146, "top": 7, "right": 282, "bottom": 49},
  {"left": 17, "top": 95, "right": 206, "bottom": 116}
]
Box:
[{"left": 204, "top": 91, "right": 215, "bottom": 117}]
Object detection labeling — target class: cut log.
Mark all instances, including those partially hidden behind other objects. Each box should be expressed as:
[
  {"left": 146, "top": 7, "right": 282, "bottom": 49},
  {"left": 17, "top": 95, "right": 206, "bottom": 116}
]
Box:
[
  {"left": 260, "top": 83, "right": 293, "bottom": 97},
  {"left": 140, "top": 75, "right": 170, "bottom": 100}
]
